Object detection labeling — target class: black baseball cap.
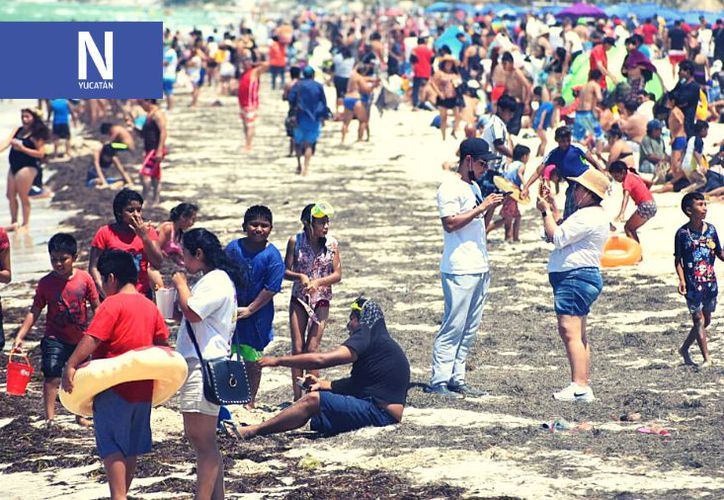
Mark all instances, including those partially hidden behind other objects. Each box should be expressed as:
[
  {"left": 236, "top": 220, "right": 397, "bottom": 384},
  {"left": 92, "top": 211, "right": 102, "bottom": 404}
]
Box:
[{"left": 459, "top": 138, "right": 498, "bottom": 161}]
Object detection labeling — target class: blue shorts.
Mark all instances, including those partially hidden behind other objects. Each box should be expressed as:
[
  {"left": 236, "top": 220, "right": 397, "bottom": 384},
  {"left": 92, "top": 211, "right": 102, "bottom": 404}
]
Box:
[
  {"left": 572, "top": 110, "right": 603, "bottom": 142},
  {"left": 549, "top": 267, "right": 603, "bottom": 316},
  {"left": 685, "top": 281, "right": 718, "bottom": 315},
  {"left": 310, "top": 392, "right": 397, "bottom": 436},
  {"left": 672, "top": 136, "right": 687, "bottom": 151},
  {"left": 93, "top": 389, "right": 152, "bottom": 459},
  {"left": 40, "top": 336, "right": 76, "bottom": 379},
  {"left": 162, "top": 79, "right": 175, "bottom": 95},
  {"left": 533, "top": 108, "right": 552, "bottom": 130},
  {"left": 293, "top": 118, "right": 321, "bottom": 146},
  {"left": 343, "top": 97, "right": 359, "bottom": 111}
]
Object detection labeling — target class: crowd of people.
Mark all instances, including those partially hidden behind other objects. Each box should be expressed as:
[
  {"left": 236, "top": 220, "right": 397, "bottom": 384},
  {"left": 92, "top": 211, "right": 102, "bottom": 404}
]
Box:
[{"left": 1, "top": 4, "right": 724, "bottom": 499}]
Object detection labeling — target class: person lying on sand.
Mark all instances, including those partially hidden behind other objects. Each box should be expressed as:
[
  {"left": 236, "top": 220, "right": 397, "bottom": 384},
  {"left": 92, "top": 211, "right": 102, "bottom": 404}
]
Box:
[{"left": 239, "top": 298, "right": 410, "bottom": 438}]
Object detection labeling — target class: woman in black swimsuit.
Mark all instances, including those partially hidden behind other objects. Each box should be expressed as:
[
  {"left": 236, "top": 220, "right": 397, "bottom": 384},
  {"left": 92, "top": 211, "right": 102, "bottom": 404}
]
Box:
[{"left": 0, "top": 108, "right": 49, "bottom": 231}]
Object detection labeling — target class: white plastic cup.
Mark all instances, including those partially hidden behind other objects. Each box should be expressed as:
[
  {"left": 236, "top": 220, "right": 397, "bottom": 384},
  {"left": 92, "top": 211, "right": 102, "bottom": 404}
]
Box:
[{"left": 155, "top": 288, "right": 177, "bottom": 319}]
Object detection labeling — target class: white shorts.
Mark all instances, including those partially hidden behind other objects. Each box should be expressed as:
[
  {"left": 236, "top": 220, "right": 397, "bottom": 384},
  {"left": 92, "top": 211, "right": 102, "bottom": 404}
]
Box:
[{"left": 178, "top": 358, "right": 220, "bottom": 417}]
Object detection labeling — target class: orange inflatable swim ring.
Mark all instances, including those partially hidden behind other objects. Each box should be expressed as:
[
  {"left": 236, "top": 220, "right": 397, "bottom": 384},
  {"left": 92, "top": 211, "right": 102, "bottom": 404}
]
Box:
[
  {"left": 600, "top": 235, "right": 642, "bottom": 268},
  {"left": 60, "top": 346, "right": 188, "bottom": 417}
]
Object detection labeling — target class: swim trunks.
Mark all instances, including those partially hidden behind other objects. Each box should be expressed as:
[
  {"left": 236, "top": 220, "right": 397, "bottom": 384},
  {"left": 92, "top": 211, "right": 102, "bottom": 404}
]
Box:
[
  {"left": 436, "top": 96, "right": 457, "bottom": 109},
  {"left": 140, "top": 148, "right": 167, "bottom": 180},
  {"left": 672, "top": 136, "right": 687, "bottom": 151},
  {"left": 572, "top": 110, "right": 603, "bottom": 142},
  {"left": 636, "top": 200, "right": 657, "bottom": 219},
  {"left": 52, "top": 123, "right": 70, "bottom": 139}
]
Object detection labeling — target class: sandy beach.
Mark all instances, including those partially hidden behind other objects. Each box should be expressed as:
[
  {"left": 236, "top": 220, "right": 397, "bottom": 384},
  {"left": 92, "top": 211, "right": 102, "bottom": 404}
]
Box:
[{"left": 0, "top": 67, "right": 723, "bottom": 499}]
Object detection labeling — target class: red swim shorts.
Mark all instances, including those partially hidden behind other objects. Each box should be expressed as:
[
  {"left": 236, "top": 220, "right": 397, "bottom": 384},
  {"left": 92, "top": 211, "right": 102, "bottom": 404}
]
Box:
[{"left": 140, "top": 148, "right": 167, "bottom": 180}]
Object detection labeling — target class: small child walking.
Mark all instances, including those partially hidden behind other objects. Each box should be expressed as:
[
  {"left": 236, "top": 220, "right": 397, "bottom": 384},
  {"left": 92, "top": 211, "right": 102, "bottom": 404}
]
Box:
[
  {"left": 487, "top": 145, "right": 529, "bottom": 242},
  {"left": 225, "top": 205, "right": 285, "bottom": 409},
  {"left": 13, "top": 233, "right": 99, "bottom": 426},
  {"left": 283, "top": 202, "right": 342, "bottom": 401},
  {"left": 674, "top": 193, "right": 723, "bottom": 367},
  {"left": 62, "top": 249, "right": 169, "bottom": 499},
  {"left": 609, "top": 161, "right": 657, "bottom": 244}
]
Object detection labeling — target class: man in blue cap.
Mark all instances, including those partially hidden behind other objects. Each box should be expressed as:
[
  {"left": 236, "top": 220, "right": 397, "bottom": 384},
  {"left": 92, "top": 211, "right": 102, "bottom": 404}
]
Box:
[
  {"left": 427, "top": 138, "right": 503, "bottom": 398},
  {"left": 288, "top": 66, "right": 329, "bottom": 176}
]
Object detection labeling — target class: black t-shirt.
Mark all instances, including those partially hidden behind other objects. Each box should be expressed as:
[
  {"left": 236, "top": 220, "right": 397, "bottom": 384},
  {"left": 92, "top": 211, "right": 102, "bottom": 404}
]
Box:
[
  {"left": 668, "top": 28, "right": 686, "bottom": 51},
  {"left": 331, "top": 319, "right": 410, "bottom": 405},
  {"left": 673, "top": 80, "right": 701, "bottom": 137}
]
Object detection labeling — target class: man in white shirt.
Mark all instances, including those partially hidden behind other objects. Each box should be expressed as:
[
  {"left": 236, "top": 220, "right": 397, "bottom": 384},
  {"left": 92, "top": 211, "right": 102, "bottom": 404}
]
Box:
[{"left": 426, "top": 139, "right": 504, "bottom": 398}]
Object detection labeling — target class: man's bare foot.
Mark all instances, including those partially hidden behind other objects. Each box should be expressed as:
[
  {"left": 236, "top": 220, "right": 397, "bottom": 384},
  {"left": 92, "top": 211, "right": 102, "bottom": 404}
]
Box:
[
  {"left": 700, "top": 359, "right": 713, "bottom": 368},
  {"left": 76, "top": 416, "right": 93, "bottom": 427},
  {"left": 17, "top": 224, "right": 29, "bottom": 233},
  {"left": 679, "top": 347, "right": 696, "bottom": 366},
  {"left": 5, "top": 223, "right": 18, "bottom": 232},
  {"left": 242, "top": 145, "right": 252, "bottom": 153}
]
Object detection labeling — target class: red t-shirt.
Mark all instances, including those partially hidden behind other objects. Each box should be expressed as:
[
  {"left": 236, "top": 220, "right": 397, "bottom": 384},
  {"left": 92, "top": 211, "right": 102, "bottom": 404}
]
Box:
[
  {"left": 623, "top": 172, "right": 654, "bottom": 204},
  {"left": 33, "top": 270, "right": 99, "bottom": 344},
  {"left": 641, "top": 24, "right": 658, "bottom": 45},
  {"left": 412, "top": 45, "right": 433, "bottom": 79},
  {"left": 0, "top": 227, "right": 9, "bottom": 252},
  {"left": 91, "top": 224, "right": 158, "bottom": 295},
  {"left": 589, "top": 44, "right": 608, "bottom": 89},
  {"left": 87, "top": 293, "right": 169, "bottom": 402},
  {"left": 269, "top": 41, "right": 286, "bottom": 67}
]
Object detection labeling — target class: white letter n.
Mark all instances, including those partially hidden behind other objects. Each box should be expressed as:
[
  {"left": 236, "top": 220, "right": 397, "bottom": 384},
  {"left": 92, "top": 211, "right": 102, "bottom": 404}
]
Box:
[{"left": 78, "top": 31, "right": 113, "bottom": 80}]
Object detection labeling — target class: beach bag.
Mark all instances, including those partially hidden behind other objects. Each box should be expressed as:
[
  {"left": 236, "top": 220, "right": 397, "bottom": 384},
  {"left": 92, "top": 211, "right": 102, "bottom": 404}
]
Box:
[
  {"left": 185, "top": 320, "right": 251, "bottom": 405},
  {"left": 696, "top": 89, "right": 708, "bottom": 121}
]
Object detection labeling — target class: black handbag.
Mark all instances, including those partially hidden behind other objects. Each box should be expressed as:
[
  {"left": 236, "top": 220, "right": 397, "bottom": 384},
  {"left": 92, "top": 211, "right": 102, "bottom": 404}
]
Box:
[{"left": 185, "top": 320, "right": 251, "bottom": 405}]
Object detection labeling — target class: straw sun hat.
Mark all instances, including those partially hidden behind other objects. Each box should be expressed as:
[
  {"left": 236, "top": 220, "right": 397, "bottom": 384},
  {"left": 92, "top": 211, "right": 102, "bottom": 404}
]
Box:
[{"left": 567, "top": 169, "right": 610, "bottom": 200}]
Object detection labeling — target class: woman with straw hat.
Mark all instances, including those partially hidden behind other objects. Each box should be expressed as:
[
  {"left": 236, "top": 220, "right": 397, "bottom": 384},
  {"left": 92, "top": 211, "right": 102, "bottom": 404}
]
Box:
[
  {"left": 536, "top": 168, "right": 610, "bottom": 403},
  {"left": 0, "top": 108, "right": 49, "bottom": 231}
]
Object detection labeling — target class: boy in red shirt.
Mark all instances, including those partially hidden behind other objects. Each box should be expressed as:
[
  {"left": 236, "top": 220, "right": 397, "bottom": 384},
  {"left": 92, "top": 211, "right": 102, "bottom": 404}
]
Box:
[
  {"left": 610, "top": 161, "right": 657, "bottom": 244},
  {"left": 62, "top": 249, "right": 169, "bottom": 500},
  {"left": 13, "top": 233, "right": 99, "bottom": 425}
]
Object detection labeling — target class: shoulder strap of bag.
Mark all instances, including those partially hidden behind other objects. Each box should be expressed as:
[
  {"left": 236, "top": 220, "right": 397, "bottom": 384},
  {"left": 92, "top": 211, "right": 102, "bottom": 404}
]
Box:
[{"left": 185, "top": 320, "right": 205, "bottom": 363}]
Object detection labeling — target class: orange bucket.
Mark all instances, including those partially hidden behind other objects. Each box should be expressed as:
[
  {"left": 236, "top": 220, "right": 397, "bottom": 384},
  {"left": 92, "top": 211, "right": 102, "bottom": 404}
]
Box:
[{"left": 7, "top": 352, "right": 34, "bottom": 396}]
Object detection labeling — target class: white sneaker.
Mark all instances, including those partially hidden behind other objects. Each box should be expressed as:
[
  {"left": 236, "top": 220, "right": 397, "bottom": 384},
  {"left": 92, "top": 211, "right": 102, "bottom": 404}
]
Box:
[{"left": 553, "top": 383, "right": 595, "bottom": 403}]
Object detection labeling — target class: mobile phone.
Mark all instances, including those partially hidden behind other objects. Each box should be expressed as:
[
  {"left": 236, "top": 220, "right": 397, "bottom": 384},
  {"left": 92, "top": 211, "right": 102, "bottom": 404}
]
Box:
[
  {"left": 503, "top": 191, "right": 513, "bottom": 196},
  {"left": 295, "top": 378, "right": 308, "bottom": 390}
]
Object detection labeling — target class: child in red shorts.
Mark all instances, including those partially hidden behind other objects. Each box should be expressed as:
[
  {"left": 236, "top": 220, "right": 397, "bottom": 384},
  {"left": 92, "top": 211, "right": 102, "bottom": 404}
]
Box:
[
  {"left": 13, "top": 233, "right": 99, "bottom": 426},
  {"left": 62, "top": 249, "right": 169, "bottom": 499}
]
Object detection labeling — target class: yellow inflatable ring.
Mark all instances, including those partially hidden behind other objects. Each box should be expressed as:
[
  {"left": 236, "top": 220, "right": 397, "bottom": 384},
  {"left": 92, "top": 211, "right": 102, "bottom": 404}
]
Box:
[
  {"left": 60, "top": 346, "right": 188, "bottom": 417},
  {"left": 600, "top": 235, "right": 642, "bottom": 268}
]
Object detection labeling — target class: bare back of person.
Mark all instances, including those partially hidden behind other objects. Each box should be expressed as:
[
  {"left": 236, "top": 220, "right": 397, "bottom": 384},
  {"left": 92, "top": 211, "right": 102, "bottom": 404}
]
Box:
[
  {"left": 578, "top": 80, "right": 601, "bottom": 111},
  {"left": 110, "top": 125, "right": 135, "bottom": 150},
  {"left": 492, "top": 64, "right": 506, "bottom": 86},
  {"left": 669, "top": 107, "right": 685, "bottom": 140}
]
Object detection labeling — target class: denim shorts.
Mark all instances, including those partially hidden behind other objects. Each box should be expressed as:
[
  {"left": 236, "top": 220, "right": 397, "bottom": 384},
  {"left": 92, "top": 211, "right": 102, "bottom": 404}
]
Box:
[
  {"left": 548, "top": 267, "right": 603, "bottom": 316},
  {"left": 93, "top": 389, "right": 152, "bottom": 459},
  {"left": 310, "top": 392, "right": 397, "bottom": 436},
  {"left": 685, "top": 281, "right": 718, "bottom": 315},
  {"left": 41, "top": 336, "right": 77, "bottom": 379}
]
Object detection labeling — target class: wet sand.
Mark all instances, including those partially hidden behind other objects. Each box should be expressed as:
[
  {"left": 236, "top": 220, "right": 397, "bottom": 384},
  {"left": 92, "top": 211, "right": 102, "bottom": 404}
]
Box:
[{"left": 0, "top": 79, "right": 722, "bottom": 499}]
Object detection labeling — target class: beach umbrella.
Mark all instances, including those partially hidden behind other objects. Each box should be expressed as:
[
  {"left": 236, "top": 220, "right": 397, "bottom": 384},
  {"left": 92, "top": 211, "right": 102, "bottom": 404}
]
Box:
[
  {"left": 433, "top": 26, "right": 469, "bottom": 59},
  {"left": 425, "top": 2, "right": 453, "bottom": 14},
  {"left": 555, "top": 3, "right": 607, "bottom": 20}
]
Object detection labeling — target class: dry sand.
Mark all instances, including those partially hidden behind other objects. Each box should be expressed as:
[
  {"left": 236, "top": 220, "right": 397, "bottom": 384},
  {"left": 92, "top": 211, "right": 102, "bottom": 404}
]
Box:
[{"left": 0, "top": 67, "right": 723, "bottom": 499}]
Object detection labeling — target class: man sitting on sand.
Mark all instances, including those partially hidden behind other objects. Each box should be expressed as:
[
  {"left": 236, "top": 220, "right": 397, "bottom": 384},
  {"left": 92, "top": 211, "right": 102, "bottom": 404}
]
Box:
[{"left": 240, "top": 298, "right": 410, "bottom": 438}]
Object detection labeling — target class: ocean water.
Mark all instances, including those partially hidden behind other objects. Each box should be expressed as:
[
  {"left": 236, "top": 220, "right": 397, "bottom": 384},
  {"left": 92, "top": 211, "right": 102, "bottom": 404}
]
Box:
[{"left": 0, "top": 100, "right": 77, "bottom": 281}]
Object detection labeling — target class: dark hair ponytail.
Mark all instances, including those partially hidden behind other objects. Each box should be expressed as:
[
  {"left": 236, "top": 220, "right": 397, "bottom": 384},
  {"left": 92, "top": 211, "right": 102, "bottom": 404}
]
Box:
[
  {"left": 182, "top": 228, "right": 244, "bottom": 302},
  {"left": 170, "top": 202, "right": 198, "bottom": 222}
]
